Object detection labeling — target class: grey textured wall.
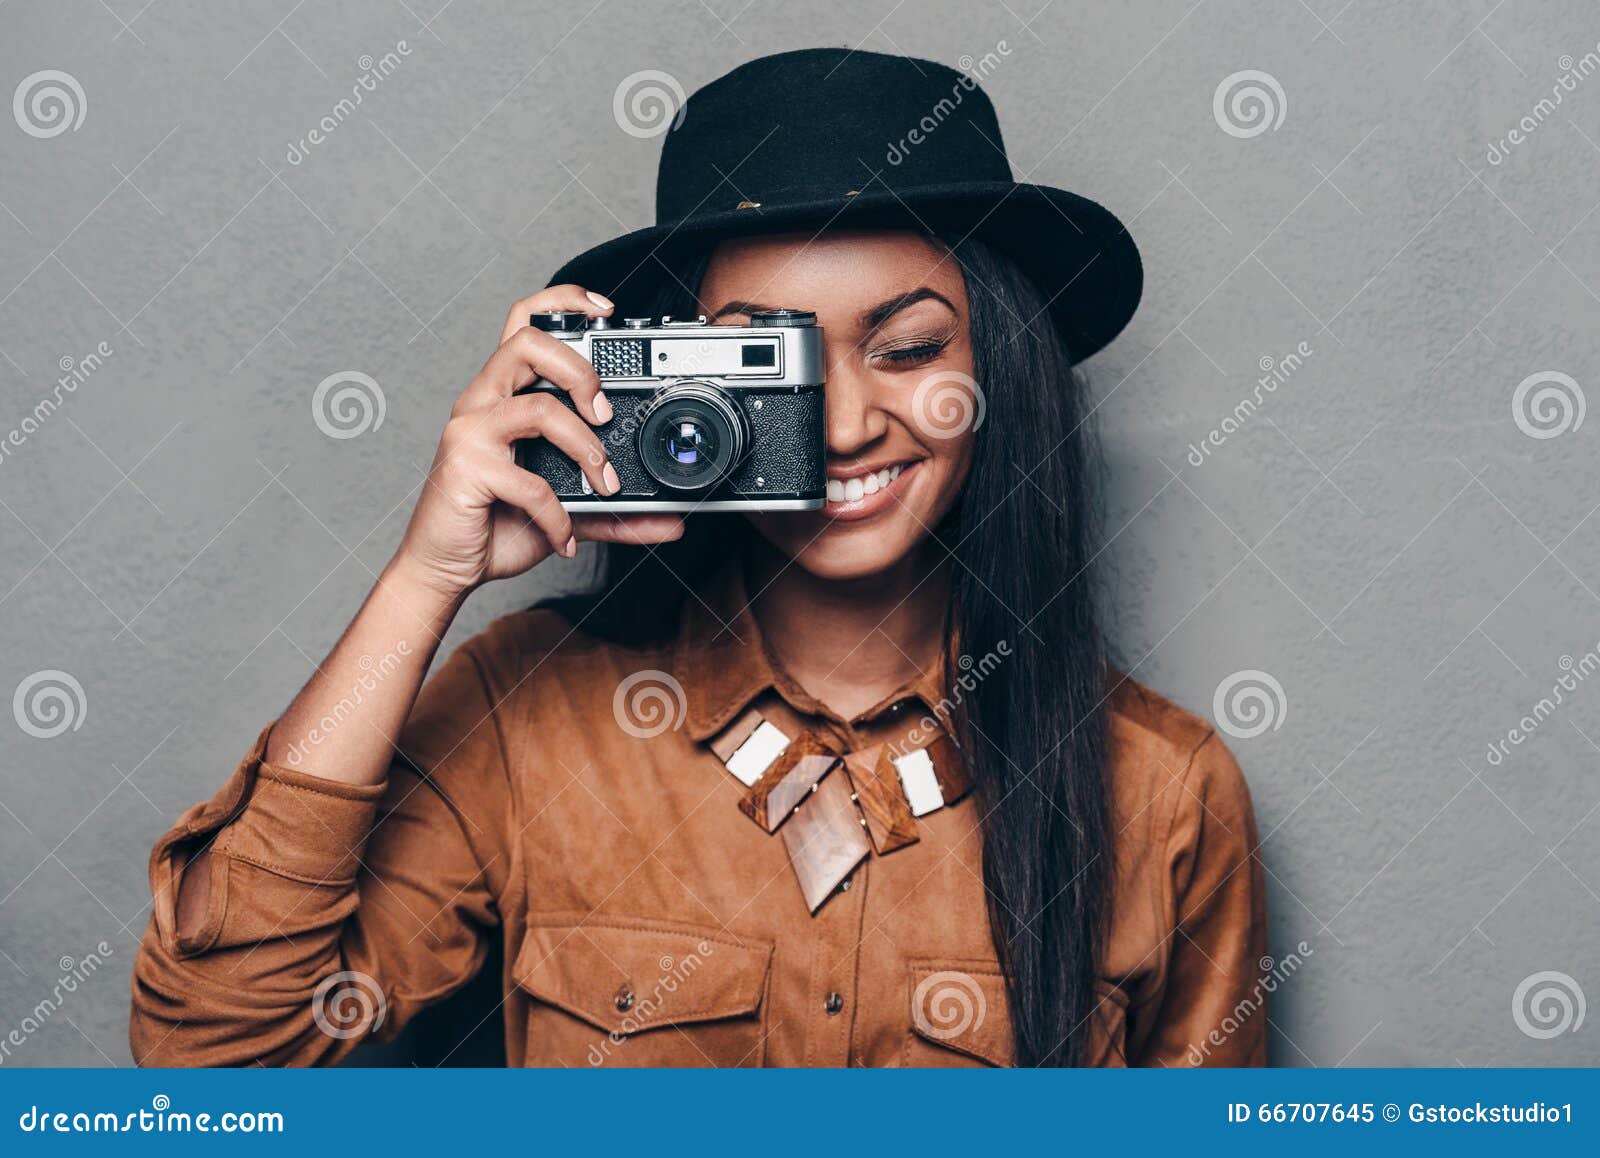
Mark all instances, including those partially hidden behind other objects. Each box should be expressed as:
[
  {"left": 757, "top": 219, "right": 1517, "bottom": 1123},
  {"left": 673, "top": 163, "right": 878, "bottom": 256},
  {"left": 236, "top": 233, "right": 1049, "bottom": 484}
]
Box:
[{"left": 2, "top": 0, "right": 1597, "bottom": 1067}]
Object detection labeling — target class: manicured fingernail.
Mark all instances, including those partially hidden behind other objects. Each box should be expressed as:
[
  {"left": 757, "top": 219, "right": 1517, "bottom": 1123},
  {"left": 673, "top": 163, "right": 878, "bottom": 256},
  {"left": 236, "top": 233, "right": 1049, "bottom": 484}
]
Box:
[
  {"left": 585, "top": 290, "right": 613, "bottom": 310},
  {"left": 563, "top": 535, "right": 577, "bottom": 557},
  {"left": 603, "top": 463, "right": 621, "bottom": 494},
  {"left": 594, "top": 392, "right": 614, "bottom": 422}
]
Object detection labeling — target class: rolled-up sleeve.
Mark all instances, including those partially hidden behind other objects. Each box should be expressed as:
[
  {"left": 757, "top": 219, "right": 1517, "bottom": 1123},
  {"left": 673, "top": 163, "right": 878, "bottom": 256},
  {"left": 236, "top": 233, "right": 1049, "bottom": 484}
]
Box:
[
  {"left": 130, "top": 636, "right": 511, "bottom": 1067},
  {"left": 1134, "top": 732, "right": 1269, "bottom": 1067}
]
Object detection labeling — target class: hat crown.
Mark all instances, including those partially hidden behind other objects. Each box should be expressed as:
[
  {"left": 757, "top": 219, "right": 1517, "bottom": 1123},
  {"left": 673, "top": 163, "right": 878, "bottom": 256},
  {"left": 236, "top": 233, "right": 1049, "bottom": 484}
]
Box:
[{"left": 655, "top": 48, "right": 1014, "bottom": 222}]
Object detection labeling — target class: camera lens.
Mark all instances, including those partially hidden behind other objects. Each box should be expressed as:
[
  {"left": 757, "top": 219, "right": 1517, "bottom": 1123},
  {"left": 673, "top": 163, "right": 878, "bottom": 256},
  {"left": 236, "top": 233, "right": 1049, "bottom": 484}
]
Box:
[
  {"left": 637, "top": 382, "right": 747, "bottom": 491},
  {"left": 663, "top": 418, "right": 715, "bottom": 467}
]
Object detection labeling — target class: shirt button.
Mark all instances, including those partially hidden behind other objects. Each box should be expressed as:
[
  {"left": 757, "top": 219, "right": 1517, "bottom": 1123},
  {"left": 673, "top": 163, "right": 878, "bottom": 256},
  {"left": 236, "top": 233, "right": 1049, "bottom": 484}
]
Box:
[
  {"left": 824, "top": 992, "right": 844, "bottom": 1015},
  {"left": 839, "top": 876, "right": 852, "bottom": 892},
  {"left": 615, "top": 985, "right": 635, "bottom": 1012}
]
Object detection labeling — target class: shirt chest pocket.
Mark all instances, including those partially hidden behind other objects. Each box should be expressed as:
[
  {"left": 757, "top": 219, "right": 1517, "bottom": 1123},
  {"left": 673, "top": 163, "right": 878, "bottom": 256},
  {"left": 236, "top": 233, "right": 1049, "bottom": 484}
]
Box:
[
  {"left": 512, "top": 915, "right": 774, "bottom": 1067},
  {"left": 902, "top": 960, "right": 1130, "bottom": 1067}
]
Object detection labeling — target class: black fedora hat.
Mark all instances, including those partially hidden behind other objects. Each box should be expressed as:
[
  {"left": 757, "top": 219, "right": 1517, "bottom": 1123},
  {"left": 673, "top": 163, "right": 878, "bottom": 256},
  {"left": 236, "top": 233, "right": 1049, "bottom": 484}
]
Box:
[{"left": 550, "top": 47, "right": 1142, "bottom": 364}]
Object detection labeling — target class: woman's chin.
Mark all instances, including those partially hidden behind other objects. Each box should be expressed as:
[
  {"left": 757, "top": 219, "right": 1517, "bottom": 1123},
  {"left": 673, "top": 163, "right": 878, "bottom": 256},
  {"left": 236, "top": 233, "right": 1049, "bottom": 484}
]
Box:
[{"left": 752, "top": 514, "right": 928, "bottom": 583}]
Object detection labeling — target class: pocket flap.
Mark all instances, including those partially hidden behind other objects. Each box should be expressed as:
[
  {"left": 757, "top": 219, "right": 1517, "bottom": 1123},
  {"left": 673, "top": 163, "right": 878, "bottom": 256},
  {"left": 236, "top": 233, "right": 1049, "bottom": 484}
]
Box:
[
  {"left": 908, "top": 962, "right": 1128, "bottom": 1067},
  {"left": 513, "top": 915, "right": 773, "bottom": 1036},
  {"left": 907, "top": 961, "right": 1013, "bottom": 1066}
]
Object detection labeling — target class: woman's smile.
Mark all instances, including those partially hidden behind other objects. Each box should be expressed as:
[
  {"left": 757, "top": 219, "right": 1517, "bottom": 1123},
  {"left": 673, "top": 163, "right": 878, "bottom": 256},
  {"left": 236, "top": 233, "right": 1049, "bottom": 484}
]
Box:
[{"left": 822, "top": 459, "right": 919, "bottom": 521}]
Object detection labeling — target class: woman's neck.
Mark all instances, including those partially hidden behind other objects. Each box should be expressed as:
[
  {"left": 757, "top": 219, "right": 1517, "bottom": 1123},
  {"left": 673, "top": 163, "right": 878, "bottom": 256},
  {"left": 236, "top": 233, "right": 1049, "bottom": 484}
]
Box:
[{"left": 745, "top": 540, "right": 950, "bottom": 721}]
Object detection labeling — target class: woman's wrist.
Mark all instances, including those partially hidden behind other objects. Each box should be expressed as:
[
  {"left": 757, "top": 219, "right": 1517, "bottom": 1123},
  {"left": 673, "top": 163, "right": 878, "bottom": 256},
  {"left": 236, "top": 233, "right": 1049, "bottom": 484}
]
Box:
[
  {"left": 380, "top": 551, "right": 472, "bottom": 631},
  {"left": 261, "top": 562, "right": 460, "bottom": 783}
]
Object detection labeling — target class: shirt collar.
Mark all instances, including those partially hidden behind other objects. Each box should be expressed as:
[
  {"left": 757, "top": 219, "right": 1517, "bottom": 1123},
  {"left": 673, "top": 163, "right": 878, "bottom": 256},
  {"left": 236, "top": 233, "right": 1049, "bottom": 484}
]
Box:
[{"left": 675, "top": 562, "right": 953, "bottom": 743}]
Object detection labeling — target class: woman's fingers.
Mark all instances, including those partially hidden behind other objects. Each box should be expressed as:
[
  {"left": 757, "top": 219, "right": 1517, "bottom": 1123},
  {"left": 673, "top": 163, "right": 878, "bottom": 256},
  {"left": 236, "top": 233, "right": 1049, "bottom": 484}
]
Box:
[
  {"left": 484, "top": 392, "right": 617, "bottom": 496},
  {"left": 573, "top": 514, "right": 687, "bottom": 545},
  {"left": 499, "top": 284, "right": 613, "bottom": 345},
  {"left": 456, "top": 326, "right": 610, "bottom": 426},
  {"left": 478, "top": 459, "right": 576, "bottom": 557}
]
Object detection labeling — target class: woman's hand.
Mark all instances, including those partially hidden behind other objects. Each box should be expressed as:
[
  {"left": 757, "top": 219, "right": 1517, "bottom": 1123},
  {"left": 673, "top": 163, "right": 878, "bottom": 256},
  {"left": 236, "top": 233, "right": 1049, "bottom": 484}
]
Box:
[{"left": 392, "top": 285, "right": 685, "bottom": 598}]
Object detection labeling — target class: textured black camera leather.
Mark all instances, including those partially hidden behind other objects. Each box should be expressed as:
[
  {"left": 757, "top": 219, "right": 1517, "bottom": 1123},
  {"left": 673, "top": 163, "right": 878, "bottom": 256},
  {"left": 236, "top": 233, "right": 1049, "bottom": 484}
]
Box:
[{"left": 517, "top": 387, "right": 824, "bottom": 501}]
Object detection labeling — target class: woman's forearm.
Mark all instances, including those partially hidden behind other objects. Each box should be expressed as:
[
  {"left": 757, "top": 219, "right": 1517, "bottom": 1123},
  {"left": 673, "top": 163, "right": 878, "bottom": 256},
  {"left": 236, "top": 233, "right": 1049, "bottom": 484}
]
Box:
[{"left": 264, "top": 556, "right": 466, "bottom": 786}]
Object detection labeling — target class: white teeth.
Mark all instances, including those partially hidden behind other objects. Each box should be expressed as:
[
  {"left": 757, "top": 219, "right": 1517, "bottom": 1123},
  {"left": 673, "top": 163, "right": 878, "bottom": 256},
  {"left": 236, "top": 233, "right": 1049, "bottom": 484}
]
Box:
[{"left": 827, "top": 464, "right": 905, "bottom": 504}]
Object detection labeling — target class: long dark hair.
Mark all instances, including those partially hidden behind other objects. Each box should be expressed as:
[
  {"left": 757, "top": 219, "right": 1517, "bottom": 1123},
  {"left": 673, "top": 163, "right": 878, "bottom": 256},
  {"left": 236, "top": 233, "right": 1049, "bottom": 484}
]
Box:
[{"left": 541, "top": 233, "right": 1111, "bottom": 1066}]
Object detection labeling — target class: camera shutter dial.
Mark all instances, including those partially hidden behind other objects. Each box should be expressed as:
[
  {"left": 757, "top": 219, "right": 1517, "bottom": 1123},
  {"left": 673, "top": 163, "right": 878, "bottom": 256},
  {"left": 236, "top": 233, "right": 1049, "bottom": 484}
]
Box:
[
  {"left": 749, "top": 308, "right": 816, "bottom": 327},
  {"left": 529, "top": 311, "right": 589, "bottom": 334}
]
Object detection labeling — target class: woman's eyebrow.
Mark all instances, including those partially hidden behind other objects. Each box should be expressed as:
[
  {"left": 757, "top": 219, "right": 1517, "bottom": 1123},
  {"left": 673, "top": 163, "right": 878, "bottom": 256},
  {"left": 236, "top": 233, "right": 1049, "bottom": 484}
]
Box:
[
  {"left": 707, "top": 287, "right": 957, "bottom": 326},
  {"left": 707, "top": 299, "right": 774, "bottom": 320},
  {"left": 860, "top": 287, "right": 956, "bottom": 330}
]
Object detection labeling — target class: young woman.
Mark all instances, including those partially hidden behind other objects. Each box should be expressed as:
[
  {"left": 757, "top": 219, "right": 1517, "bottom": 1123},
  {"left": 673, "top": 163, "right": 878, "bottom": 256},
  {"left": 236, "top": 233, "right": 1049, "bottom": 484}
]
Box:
[{"left": 131, "top": 48, "right": 1265, "bottom": 1068}]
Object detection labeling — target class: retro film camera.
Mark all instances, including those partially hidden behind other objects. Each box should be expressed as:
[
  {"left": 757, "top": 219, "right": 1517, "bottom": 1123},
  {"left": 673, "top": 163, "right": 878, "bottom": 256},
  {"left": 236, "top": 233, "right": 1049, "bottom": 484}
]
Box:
[{"left": 515, "top": 310, "right": 826, "bottom": 512}]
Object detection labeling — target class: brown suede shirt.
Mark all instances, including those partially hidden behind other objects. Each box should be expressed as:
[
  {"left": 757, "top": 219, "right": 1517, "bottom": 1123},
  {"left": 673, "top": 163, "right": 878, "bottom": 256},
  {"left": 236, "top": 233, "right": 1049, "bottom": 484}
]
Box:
[{"left": 130, "top": 567, "right": 1267, "bottom": 1067}]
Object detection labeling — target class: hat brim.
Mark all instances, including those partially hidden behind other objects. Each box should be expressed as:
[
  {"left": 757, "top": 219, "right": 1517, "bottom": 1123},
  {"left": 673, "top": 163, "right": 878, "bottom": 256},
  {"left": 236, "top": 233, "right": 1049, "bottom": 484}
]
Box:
[{"left": 547, "top": 181, "right": 1141, "bottom": 364}]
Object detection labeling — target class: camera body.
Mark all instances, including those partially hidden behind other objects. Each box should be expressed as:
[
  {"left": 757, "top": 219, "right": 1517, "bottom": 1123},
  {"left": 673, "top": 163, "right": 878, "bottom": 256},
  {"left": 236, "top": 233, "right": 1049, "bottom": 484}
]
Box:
[{"left": 515, "top": 310, "right": 826, "bottom": 512}]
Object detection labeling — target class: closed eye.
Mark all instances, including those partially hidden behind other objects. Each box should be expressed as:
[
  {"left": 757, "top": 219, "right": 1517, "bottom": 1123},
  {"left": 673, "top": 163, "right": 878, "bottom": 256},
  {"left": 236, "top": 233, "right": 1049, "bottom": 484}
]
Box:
[{"left": 873, "top": 340, "right": 948, "bottom": 367}]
